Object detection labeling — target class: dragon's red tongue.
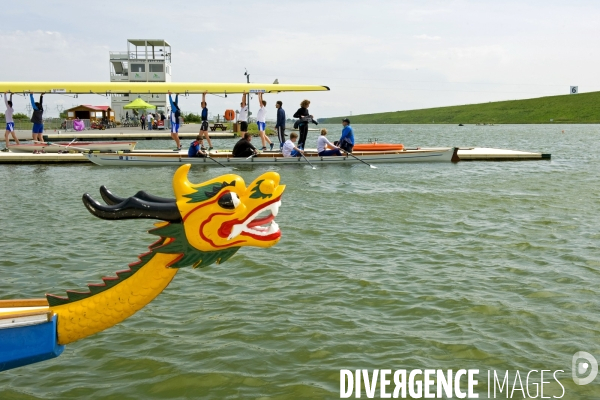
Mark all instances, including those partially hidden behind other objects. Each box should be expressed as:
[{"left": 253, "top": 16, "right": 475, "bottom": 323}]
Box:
[{"left": 247, "top": 214, "right": 274, "bottom": 228}]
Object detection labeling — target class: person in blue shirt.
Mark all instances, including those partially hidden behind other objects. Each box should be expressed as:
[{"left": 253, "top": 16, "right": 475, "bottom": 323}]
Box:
[
  {"left": 337, "top": 118, "right": 354, "bottom": 153},
  {"left": 168, "top": 91, "right": 181, "bottom": 150},
  {"left": 30, "top": 93, "right": 45, "bottom": 143},
  {"left": 199, "top": 91, "right": 214, "bottom": 150},
  {"left": 275, "top": 101, "right": 286, "bottom": 149},
  {"left": 188, "top": 134, "right": 207, "bottom": 158}
]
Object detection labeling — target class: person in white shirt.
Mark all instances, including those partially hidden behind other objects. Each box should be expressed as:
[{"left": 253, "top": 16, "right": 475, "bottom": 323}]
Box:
[
  {"left": 239, "top": 92, "right": 249, "bottom": 134},
  {"left": 256, "top": 92, "right": 273, "bottom": 151},
  {"left": 282, "top": 132, "right": 304, "bottom": 157},
  {"left": 3, "top": 92, "right": 19, "bottom": 150},
  {"left": 317, "top": 128, "right": 342, "bottom": 156},
  {"left": 147, "top": 113, "right": 154, "bottom": 130}
]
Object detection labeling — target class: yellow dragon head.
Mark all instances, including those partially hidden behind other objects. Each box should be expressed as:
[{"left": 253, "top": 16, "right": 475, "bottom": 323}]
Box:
[
  {"left": 173, "top": 164, "right": 285, "bottom": 252},
  {"left": 81, "top": 164, "right": 285, "bottom": 268}
]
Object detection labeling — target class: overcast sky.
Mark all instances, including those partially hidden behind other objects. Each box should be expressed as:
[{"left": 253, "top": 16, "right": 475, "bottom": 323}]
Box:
[{"left": 1, "top": 0, "right": 598, "bottom": 118}]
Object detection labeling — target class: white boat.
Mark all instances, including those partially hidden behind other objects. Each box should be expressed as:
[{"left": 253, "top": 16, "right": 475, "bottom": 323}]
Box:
[
  {"left": 8, "top": 141, "right": 137, "bottom": 153},
  {"left": 85, "top": 147, "right": 459, "bottom": 166}
]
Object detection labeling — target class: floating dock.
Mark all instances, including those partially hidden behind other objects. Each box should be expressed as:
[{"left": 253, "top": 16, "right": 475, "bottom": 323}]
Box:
[
  {"left": 42, "top": 132, "right": 235, "bottom": 141},
  {"left": 0, "top": 152, "right": 88, "bottom": 164},
  {"left": 457, "top": 147, "right": 551, "bottom": 161},
  {"left": 0, "top": 147, "right": 551, "bottom": 164}
]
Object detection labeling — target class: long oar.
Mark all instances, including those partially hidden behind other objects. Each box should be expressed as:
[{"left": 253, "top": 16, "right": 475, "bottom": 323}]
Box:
[
  {"left": 63, "top": 138, "right": 77, "bottom": 149},
  {"left": 343, "top": 150, "right": 377, "bottom": 169},
  {"left": 33, "top": 140, "right": 93, "bottom": 153},
  {"left": 300, "top": 152, "right": 316, "bottom": 169},
  {"left": 206, "top": 155, "right": 236, "bottom": 169}
]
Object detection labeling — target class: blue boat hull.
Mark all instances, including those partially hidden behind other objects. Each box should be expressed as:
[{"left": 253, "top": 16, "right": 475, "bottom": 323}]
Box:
[{"left": 0, "top": 315, "right": 64, "bottom": 371}]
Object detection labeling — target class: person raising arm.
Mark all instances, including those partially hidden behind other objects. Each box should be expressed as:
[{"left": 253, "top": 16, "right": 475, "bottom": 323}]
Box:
[
  {"left": 256, "top": 92, "right": 273, "bottom": 151},
  {"left": 168, "top": 91, "right": 181, "bottom": 150},
  {"left": 2, "top": 92, "right": 19, "bottom": 150},
  {"left": 30, "top": 93, "right": 45, "bottom": 143}
]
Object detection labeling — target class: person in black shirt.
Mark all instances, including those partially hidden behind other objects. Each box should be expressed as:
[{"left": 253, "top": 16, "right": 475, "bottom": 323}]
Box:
[
  {"left": 232, "top": 133, "right": 258, "bottom": 157},
  {"left": 293, "top": 99, "right": 312, "bottom": 150}
]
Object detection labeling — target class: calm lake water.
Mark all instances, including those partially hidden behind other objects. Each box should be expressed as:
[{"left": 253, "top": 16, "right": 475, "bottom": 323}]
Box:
[{"left": 1, "top": 124, "right": 599, "bottom": 399}]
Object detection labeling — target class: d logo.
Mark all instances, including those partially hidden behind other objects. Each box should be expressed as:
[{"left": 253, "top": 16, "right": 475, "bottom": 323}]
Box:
[{"left": 572, "top": 351, "right": 598, "bottom": 385}]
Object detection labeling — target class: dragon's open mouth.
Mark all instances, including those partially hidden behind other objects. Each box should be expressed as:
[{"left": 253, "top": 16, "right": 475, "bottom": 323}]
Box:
[{"left": 221, "top": 198, "right": 281, "bottom": 241}]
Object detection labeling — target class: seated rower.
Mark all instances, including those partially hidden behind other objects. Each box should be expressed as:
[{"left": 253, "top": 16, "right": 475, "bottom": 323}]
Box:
[
  {"left": 282, "top": 132, "right": 304, "bottom": 157},
  {"left": 317, "top": 128, "right": 342, "bottom": 156},
  {"left": 232, "top": 132, "right": 258, "bottom": 157},
  {"left": 188, "top": 135, "right": 207, "bottom": 158}
]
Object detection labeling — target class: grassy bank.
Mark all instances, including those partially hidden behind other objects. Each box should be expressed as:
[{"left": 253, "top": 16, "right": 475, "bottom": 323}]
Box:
[{"left": 321, "top": 91, "right": 600, "bottom": 124}]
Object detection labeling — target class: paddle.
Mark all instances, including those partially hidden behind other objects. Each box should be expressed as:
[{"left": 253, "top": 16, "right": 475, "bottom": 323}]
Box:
[
  {"left": 33, "top": 140, "right": 93, "bottom": 153},
  {"left": 206, "top": 155, "right": 236, "bottom": 169},
  {"left": 342, "top": 149, "right": 377, "bottom": 169},
  {"left": 300, "top": 152, "right": 316, "bottom": 169}
]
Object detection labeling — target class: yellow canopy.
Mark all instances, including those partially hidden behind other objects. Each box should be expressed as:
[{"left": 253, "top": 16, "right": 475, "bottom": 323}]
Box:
[
  {"left": 123, "top": 98, "right": 156, "bottom": 109},
  {"left": 0, "top": 82, "right": 330, "bottom": 94}
]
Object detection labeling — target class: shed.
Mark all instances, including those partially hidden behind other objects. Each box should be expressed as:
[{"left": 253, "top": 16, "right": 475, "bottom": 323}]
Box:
[{"left": 65, "top": 105, "right": 115, "bottom": 121}]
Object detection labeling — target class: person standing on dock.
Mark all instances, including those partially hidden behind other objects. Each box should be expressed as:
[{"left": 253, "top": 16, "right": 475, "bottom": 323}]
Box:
[
  {"left": 199, "top": 91, "right": 213, "bottom": 150},
  {"left": 2, "top": 92, "right": 19, "bottom": 150},
  {"left": 239, "top": 91, "right": 249, "bottom": 136},
  {"left": 147, "top": 112, "right": 154, "bottom": 131},
  {"left": 168, "top": 91, "right": 181, "bottom": 150},
  {"left": 256, "top": 92, "right": 273, "bottom": 151},
  {"left": 30, "top": 93, "right": 45, "bottom": 143},
  {"left": 140, "top": 113, "right": 146, "bottom": 130},
  {"left": 293, "top": 99, "right": 312, "bottom": 150},
  {"left": 337, "top": 118, "right": 355, "bottom": 153},
  {"left": 275, "top": 100, "right": 285, "bottom": 150}
]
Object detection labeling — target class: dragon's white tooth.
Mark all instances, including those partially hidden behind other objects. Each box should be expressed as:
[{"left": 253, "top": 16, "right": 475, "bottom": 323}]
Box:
[
  {"left": 228, "top": 224, "right": 243, "bottom": 240},
  {"left": 271, "top": 202, "right": 280, "bottom": 217}
]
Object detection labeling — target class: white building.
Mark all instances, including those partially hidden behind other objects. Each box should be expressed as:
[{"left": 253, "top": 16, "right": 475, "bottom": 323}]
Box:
[{"left": 109, "top": 39, "right": 172, "bottom": 120}]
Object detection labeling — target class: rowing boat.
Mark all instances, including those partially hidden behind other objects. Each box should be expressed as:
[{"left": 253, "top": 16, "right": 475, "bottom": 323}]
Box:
[
  {"left": 85, "top": 147, "right": 459, "bottom": 166},
  {"left": 0, "top": 82, "right": 329, "bottom": 94},
  {"left": 8, "top": 141, "right": 137, "bottom": 153},
  {"left": 353, "top": 143, "right": 405, "bottom": 151}
]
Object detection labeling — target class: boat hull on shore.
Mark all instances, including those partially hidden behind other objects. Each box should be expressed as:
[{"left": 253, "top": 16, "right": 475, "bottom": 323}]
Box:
[
  {"left": 85, "top": 147, "right": 459, "bottom": 166},
  {"left": 8, "top": 141, "right": 137, "bottom": 153}
]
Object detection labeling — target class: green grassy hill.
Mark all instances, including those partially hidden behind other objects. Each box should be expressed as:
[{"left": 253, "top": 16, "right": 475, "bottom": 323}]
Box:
[{"left": 321, "top": 91, "right": 600, "bottom": 124}]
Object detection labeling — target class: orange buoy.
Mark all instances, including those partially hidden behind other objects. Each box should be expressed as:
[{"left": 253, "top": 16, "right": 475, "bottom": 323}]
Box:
[
  {"left": 224, "top": 109, "right": 235, "bottom": 121},
  {"left": 353, "top": 143, "right": 404, "bottom": 151}
]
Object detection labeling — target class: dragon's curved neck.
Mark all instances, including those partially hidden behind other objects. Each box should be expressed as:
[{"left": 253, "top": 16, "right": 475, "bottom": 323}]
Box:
[
  {"left": 47, "top": 220, "right": 240, "bottom": 345},
  {"left": 50, "top": 251, "right": 179, "bottom": 345}
]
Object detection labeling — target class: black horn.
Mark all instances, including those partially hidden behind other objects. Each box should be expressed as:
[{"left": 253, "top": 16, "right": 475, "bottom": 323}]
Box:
[
  {"left": 82, "top": 193, "right": 182, "bottom": 222},
  {"left": 100, "top": 185, "right": 175, "bottom": 205}
]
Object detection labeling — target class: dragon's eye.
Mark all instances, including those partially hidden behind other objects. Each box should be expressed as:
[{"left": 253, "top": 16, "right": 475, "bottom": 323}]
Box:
[{"left": 218, "top": 192, "right": 240, "bottom": 210}]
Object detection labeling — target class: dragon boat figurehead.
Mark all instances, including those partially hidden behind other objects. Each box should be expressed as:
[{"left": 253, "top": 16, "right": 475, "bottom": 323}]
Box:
[
  {"left": 48, "top": 165, "right": 285, "bottom": 345},
  {"left": 172, "top": 164, "right": 285, "bottom": 251}
]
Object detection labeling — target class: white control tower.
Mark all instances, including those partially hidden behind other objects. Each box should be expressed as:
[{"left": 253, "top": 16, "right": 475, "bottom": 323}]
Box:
[{"left": 109, "top": 39, "right": 172, "bottom": 120}]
